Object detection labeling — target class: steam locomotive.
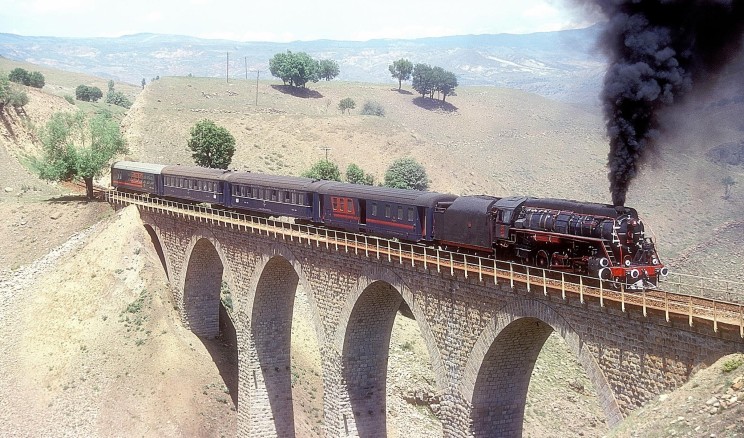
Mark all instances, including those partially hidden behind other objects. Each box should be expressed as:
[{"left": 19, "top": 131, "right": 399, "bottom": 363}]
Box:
[{"left": 111, "top": 161, "right": 668, "bottom": 289}]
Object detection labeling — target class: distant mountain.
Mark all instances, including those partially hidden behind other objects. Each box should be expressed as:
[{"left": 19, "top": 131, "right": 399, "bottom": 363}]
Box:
[{"left": 0, "top": 26, "right": 607, "bottom": 104}]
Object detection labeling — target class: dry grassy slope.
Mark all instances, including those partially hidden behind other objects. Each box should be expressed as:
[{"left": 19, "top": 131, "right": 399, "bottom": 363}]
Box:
[
  {"left": 0, "top": 56, "right": 140, "bottom": 104},
  {"left": 0, "top": 206, "right": 236, "bottom": 437}
]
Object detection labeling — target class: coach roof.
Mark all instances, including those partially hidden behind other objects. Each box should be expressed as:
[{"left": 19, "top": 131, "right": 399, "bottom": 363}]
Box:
[
  {"left": 112, "top": 161, "right": 168, "bottom": 174},
  {"left": 313, "top": 181, "right": 456, "bottom": 207},
  {"left": 162, "top": 165, "right": 233, "bottom": 179}
]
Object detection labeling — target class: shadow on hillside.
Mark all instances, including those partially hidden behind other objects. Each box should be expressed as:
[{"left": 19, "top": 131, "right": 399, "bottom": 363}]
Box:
[
  {"left": 271, "top": 84, "right": 323, "bottom": 99},
  {"left": 391, "top": 88, "right": 413, "bottom": 95},
  {"left": 47, "top": 195, "right": 93, "bottom": 203},
  {"left": 199, "top": 305, "right": 239, "bottom": 407},
  {"left": 412, "top": 96, "right": 458, "bottom": 113},
  {"left": 0, "top": 108, "right": 17, "bottom": 140}
]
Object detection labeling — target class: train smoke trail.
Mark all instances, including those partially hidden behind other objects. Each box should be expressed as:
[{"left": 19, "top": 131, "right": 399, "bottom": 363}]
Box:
[{"left": 586, "top": 0, "right": 744, "bottom": 206}]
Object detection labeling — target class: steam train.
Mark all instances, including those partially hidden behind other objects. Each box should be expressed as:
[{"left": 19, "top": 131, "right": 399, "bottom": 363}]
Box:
[{"left": 111, "top": 161, "right": 668, "bottom": 289}]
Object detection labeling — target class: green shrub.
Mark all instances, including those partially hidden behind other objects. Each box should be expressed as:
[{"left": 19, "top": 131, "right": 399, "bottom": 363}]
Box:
[
  {"left": 63, "top": 94, "right": 75, "bottom": 105},
  {"left": 338, "top": 97, "right": 355, "bottom": 114},
  {"left": 361, "top": 100, "right": 385, "bottom": 116},
  {"left": 722, "top": 357, "right": 743, "bottom": 373}
]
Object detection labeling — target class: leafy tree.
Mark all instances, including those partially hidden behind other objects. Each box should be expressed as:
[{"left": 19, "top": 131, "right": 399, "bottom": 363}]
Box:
[
  {"left": 389, "top": 59, "right": 413, "bottom": 90},
  {"left": 383, "top": 157, "right": 429, "bottom": 191},
  {"left": 268, "top": 51, "right": 320, "bottom": 88},
  {"left": 33, "top": 110, "right": 127, "bottom": 199},
  {"left": 7, "top": 68, "right": 44, "bottom": 88},
  {"left": 412, "top": 64, "right": 458, "bottom": 102},
  {"left": 9, "top": 68, "right": 29, "bottom": 85},
  {"left": 27, "top": 71, "right": 45, "bottom": 88},
  {"left": 187, "top": 119, "right": 236, "bottom": 169},
  {"left": 75, "top": 85, "right": 103, "bottom": 102},
  {"left": 0, "top": 75, "right": 11, "bottom": 109},
  {"left": 346, "top": 163, "right": 374, "bottom": 185},
  {"left": 433, "top": 66, "right": 458, "bottom": 102},
  {"left": 319, "top": 59, "right": 340, "bottom": 81},
  {"left": 361, "top": 101, "right": 385, "bottom": 116},
  {"left": 141, "top": 78, "right": 146, "bottom": 89},
  {"left": 0, "top": 75, "right": 29, "bottom": 109},
  {"left": 338, "top": 97, "right": 356, "bottom": 114},
  {"left": 302, "top": 160, "right": 341, "bottom": 181},
  {"left": 104, "top": 81, "right": 132, "bottom": 108},
  {"left": 412, "top": 63, "right": 435, "bottom": 98}
]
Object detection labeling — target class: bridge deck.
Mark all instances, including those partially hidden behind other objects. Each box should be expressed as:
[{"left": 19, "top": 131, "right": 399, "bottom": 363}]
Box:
[{"left": 107, "top": 191, "right": 744, "bottom": 338}]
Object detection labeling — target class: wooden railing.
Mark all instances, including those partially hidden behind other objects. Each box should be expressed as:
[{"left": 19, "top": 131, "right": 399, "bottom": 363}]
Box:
[{"left": 108, "top": 191, "right": 744, "bottom": 338}]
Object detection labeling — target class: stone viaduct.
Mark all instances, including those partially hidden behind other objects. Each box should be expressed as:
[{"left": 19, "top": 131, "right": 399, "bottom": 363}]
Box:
[{"left": 123, "top": 198, "right": 743, "bottom": 438}]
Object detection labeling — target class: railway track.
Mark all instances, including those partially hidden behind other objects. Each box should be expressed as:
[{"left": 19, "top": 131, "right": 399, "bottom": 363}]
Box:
[{"left": 107, "top": 190, "right": 744, "bottom": 338}]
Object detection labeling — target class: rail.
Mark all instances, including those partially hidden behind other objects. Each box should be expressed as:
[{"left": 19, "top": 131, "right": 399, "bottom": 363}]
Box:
[{"left": 107, "top": 191, "right": 744, "bottom": 338}]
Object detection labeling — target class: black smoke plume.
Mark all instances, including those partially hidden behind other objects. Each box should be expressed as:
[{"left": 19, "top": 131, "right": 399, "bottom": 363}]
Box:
[{"left": 588, "top": 0, "right": 744, "bottom": 206}]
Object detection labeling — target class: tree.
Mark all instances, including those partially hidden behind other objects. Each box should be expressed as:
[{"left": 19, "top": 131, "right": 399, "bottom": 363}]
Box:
[
  {"left": 28, "top": 71, "right": 45, "bottom": 88},
  {"left": 389, "top": 59, "right": 413, "bottom": 90},
  {"left": 0, "top": 74, "right": 29, "bottom": 109},
  {"left": 268, "top": 51, "right": 320, "bottom": 88},
  {"left": 8, "top": 68, "right": 44, "bottom": 88},
  {"left": 383, "top": 157, "right": 429, "bottom": 191},
  {"left": 411, "top": 64, "right": 458, "bottom": 101},
  {"left": 33, "top": 110, "right": 127, "bottom": 199},
  {"left": 187, "top": 119, "right": 236, "bottom": 169},
  {"left": 9, "top": 68, "right": 29, "bottom": 85},
  {"left": 302, "top": 160, "right": 341, "bottom": 181},
  {"left": 105, "top": 81, "right": 132, "bottom": 108},
  {"left": 411, "top": 63, "right": 435, "bottom": 98},
  {"left": 346, "top": 163, "right": 374, "bottom": 185},
  {"left": 319, "top": 59, "right": 340, "bottom": 81},
  {"left": 433, "top": 67, "right": 458, "bottom": 102},
  {"left": 338, "top": 97, "right": 356, "bottom": 114},
  {"left": 75, "top": 85, "right": 103, "bottom": 102},
  {"left": 141, "top": 78, "right": 146, "bottom": 89}
]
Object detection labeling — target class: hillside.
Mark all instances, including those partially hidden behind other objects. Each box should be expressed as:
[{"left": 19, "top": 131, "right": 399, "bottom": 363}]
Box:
[{"left": 0, "top": 59, "right": 742, "bottom": 437}]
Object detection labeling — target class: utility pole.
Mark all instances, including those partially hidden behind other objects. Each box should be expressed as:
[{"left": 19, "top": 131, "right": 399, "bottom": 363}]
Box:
[
  {"left": 320, "top": 147, "right": 331, "bottom": 161},
  {"left": 226, "top": 52, "right": 229, "bottom": 84},
  {"left": 245, "top": 57, "right": 248, "bottom": 80},
  {"left": 255, "top": 70, "right": 260, "bottom": 106}
]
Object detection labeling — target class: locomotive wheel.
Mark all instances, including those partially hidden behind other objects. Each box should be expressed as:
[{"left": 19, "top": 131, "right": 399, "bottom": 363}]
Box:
[{"left": 535, "top": 250, "right": 549, "bottom": 269}]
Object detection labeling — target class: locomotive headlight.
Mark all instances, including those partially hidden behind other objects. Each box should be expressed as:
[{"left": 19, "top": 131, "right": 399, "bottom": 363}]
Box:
[{"left": 630, "top": 269, "right": 640, "bottom": 279}]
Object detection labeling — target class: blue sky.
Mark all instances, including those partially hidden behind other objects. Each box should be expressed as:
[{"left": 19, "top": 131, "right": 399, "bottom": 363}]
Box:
[{"left": 0, "top": 0, "right": 598, "bottom": 42}]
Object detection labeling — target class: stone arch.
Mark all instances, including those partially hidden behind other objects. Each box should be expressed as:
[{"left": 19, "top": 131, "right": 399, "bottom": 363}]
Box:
[
  {"left": 142, "top": 223, "right": 170, "bottom": 280},
  {"left": 180, "top": 229, "right": 232, "bottom": 337},
  {"left": 333, "top": 265, "right": 446, "bottom": 437},
  {"left": 237, "top": 242, "right": 326, "bottom": 438},
  {"left": 461, "top": 298, "right": 622, "bottom": 437}
]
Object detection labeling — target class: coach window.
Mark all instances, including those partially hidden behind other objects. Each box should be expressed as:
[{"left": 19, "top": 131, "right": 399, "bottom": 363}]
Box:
[
  {"left": 397, "top": 206, "right": 403, "bottom": 220},
  {"left": 347, "top": 199, "right": 353, "bottom": 213},
  {"left": 291, "top": 192, "right": 297, "bottom": 204},
  {"left": 371, "top": 203, "right": 378, "bottom": 216},
  {"left": 332, "top": 197, "right": 338, "bottom": 211},
  {"left": 385, "top": 205, "right": 391, "bottom": 218},
  {"left": 408, "top": 207, "right": 415, "bottom": 222}
]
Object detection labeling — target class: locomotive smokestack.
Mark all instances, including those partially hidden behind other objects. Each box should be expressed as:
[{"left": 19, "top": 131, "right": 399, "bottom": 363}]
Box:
[{"left": 577, "top": 0, "right": 744, "bottom": 206}]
